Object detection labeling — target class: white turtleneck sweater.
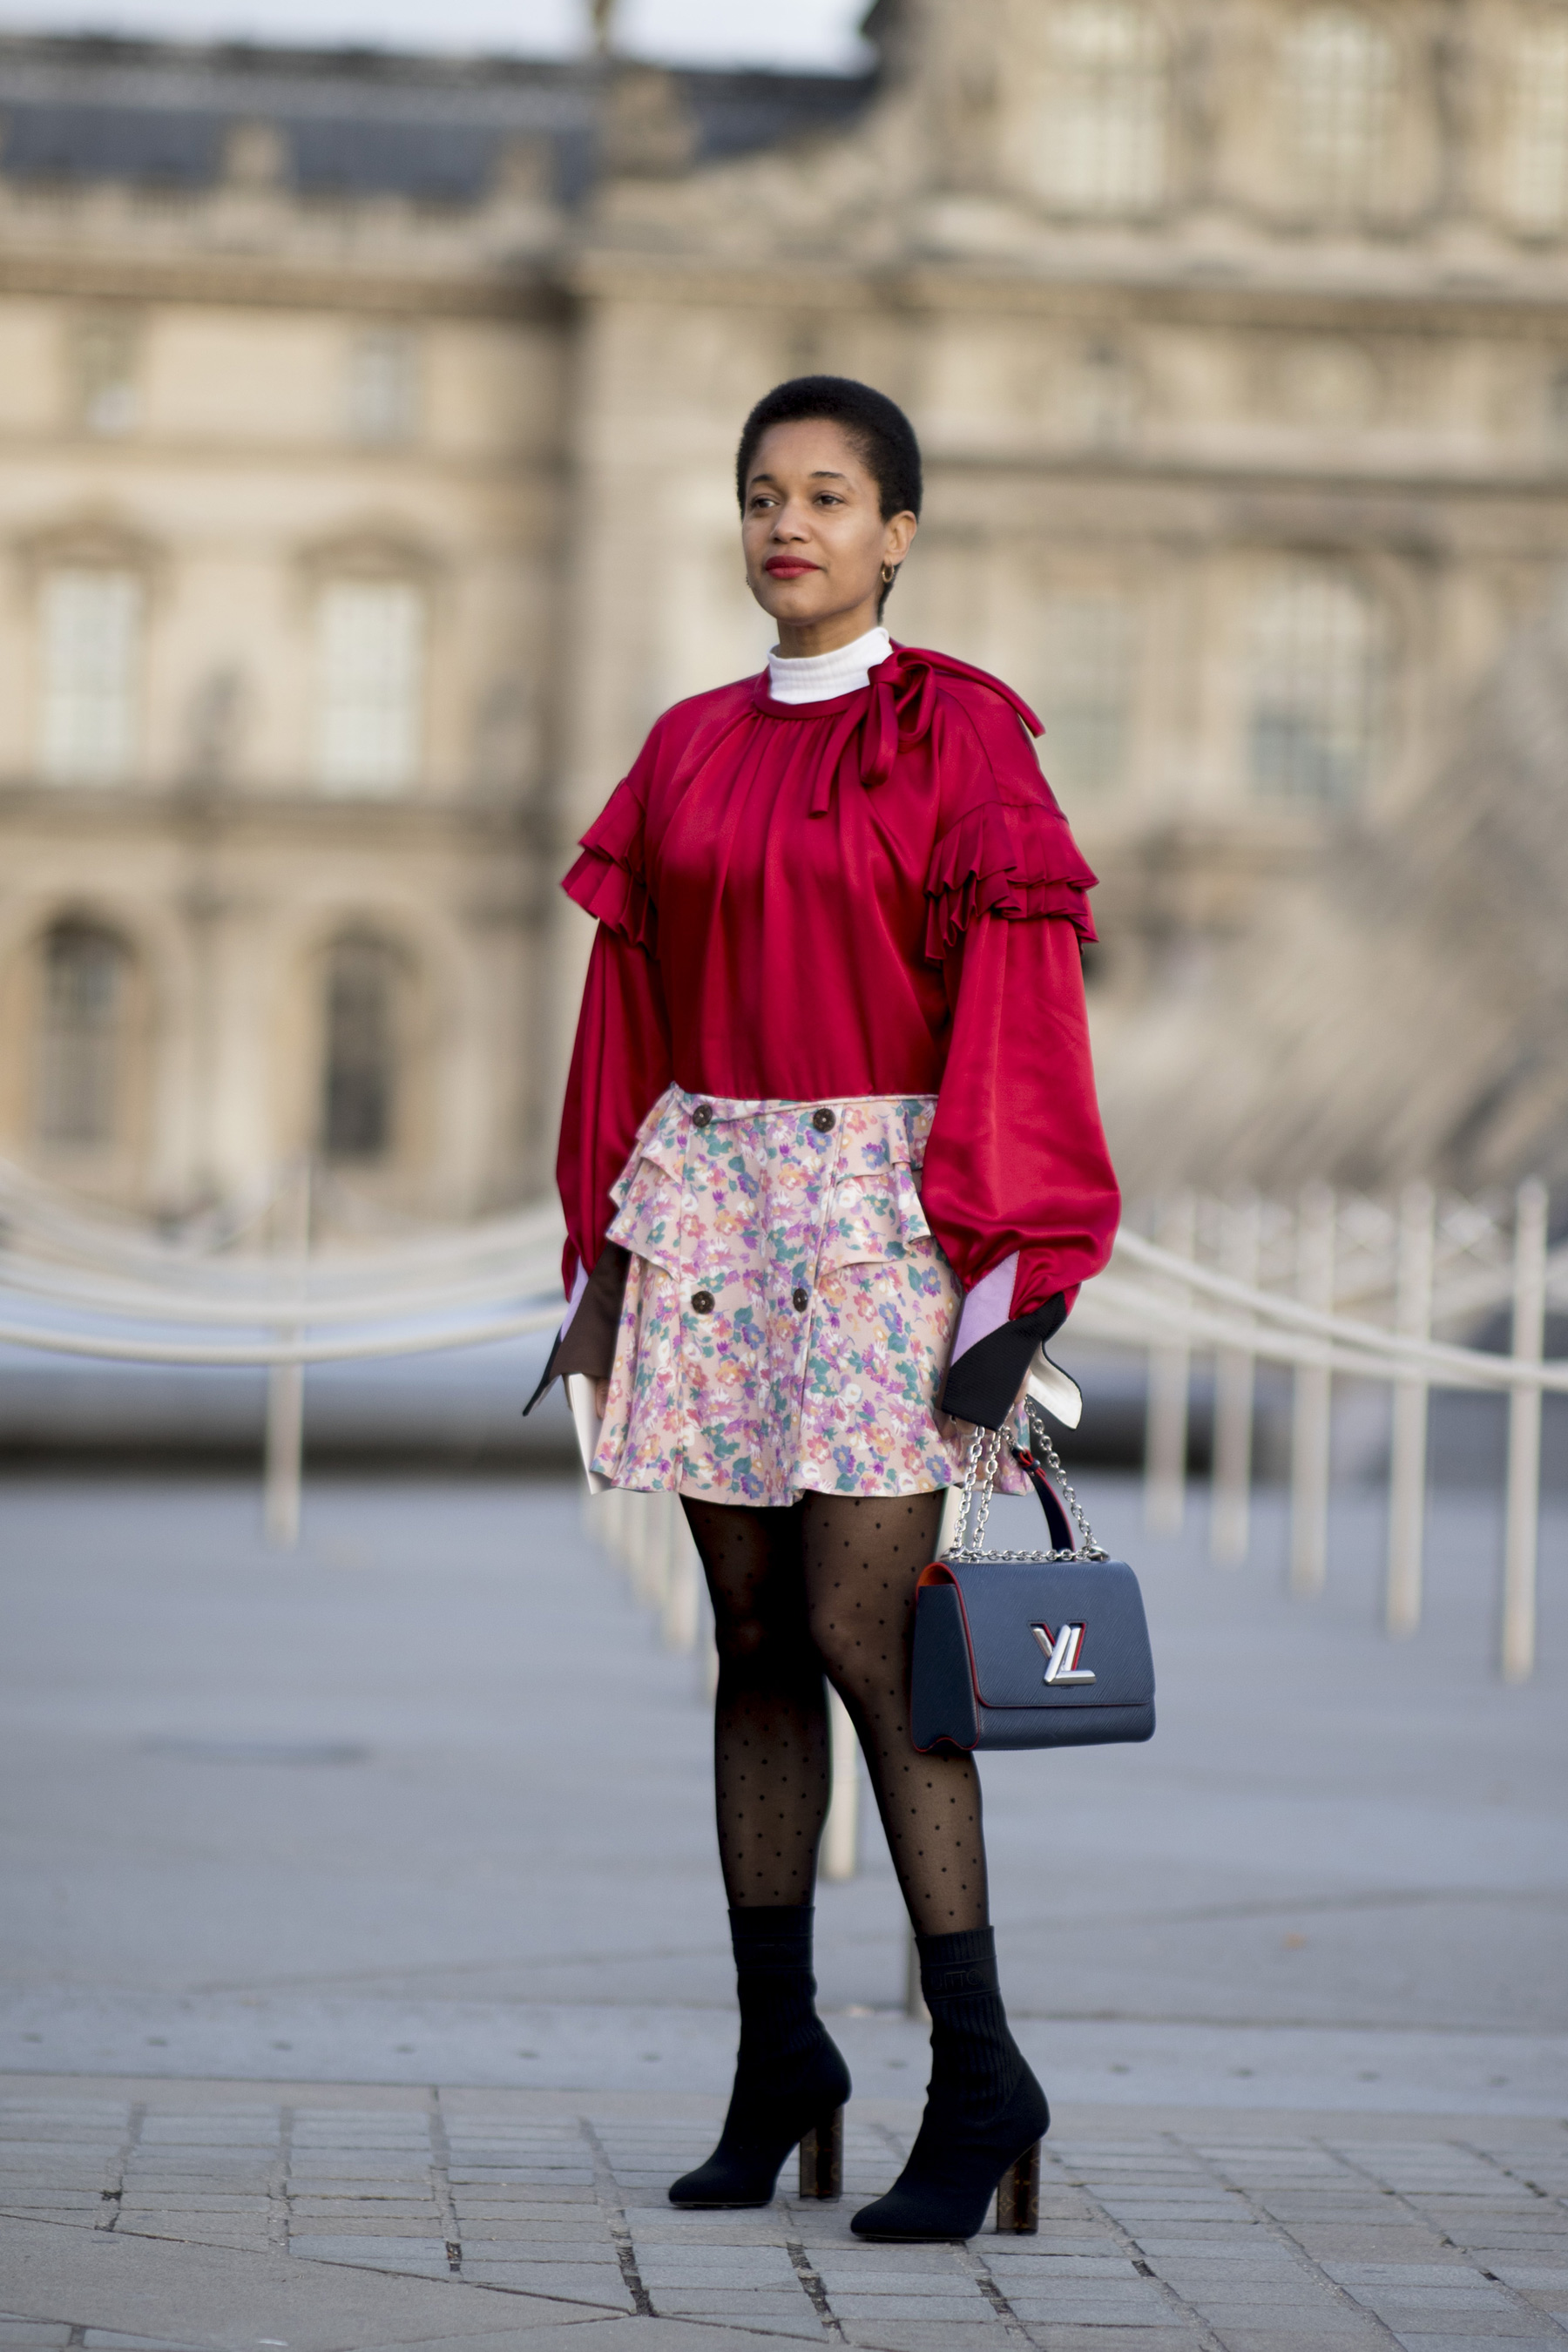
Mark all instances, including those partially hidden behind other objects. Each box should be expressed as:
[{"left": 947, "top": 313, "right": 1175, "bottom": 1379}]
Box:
[{"left": 767, "top": 625, "right": 891, "bottom": 706}]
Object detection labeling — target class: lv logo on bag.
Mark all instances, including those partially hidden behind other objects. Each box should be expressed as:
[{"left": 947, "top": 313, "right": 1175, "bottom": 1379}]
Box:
[
  {"left": 909, "top": 1412, "right": 1153, "bottom": 1754},
  {"left": 1031, "top": 1623, "right": 1095, "bottom": 1686}
]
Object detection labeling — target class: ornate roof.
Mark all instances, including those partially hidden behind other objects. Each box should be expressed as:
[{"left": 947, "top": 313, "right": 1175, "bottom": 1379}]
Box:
[{"left": 0, "top": 32, "right": 876, "bottom": 205}]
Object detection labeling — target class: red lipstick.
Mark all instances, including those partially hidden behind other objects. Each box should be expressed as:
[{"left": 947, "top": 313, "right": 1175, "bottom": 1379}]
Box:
[{"left": 765, "top": 558, "right": 819, "bottom": 578}]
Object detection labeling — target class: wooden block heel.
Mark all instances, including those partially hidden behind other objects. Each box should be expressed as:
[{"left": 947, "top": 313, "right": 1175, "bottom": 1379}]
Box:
[
  {"left": 994, "top": 2139, "right": 1040, "bottom": 2234},
  {"left": 797, "top": 2106, "right": 843, "bottom": 2200}
]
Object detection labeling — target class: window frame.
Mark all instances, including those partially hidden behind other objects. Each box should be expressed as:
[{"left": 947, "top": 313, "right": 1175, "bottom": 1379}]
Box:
[
  {"left": 345, "top": 324, "right": 422, "bottom": 447},
  {"left": 32, "top": 917, "right": 137, "bottom": 1156},
  {"left": 37, "top": 565, "right": 145, "bottom": 787},
  {"left": 1502, "top": 10, "right": 1568, "bottom": 235},
  {"left": 310, "top": 573, "right": 427, "bottom": 798},
  {"left": 70, "top": 309, "right": 141, "bottom": 439},
  {"left": 1034, "top": 590, "right": 1141, "bottom": 796},
  {"left": 1242, "top": 561, "right": 1389, "bottom": 810},
  {"left": 1034, "top": 0, "right": 1171, "bottom": 217},
  {"left": 1281, "top": 5, "right": 1399, "bottom": 217}
]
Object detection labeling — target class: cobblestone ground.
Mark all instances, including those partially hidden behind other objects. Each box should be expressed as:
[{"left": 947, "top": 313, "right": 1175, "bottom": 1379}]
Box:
[{"left": 3, "top": 2082, "right": 1567, "bottom": 2350}]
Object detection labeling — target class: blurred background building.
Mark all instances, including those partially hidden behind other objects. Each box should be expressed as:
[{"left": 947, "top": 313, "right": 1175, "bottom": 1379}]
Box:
[{"left": 2, "top": 0, "right": 1566, "bottom": 1224}]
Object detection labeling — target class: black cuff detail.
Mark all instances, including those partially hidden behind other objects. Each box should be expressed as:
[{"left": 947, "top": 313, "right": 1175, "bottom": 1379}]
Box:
[
  {"left": 916, "top": 1924, "right": 1000, "bottom": 2001},
  {"left": 940, "top": 1292, "right": 1067, "bottom": 1429},
  {"left": 521, "top": 1243, "right": 630, "bottom": 1416}
]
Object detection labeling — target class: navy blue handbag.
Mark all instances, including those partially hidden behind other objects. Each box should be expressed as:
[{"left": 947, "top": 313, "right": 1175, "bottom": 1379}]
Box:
[{"left": 912, "top": 1406, "right": 1156, "bottom": 1754}]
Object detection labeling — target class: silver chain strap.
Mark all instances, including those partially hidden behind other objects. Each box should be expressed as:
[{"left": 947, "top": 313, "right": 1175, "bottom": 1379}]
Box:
[{"left": 945, "top": 1400, "right": 1108, "bottom": 1564}]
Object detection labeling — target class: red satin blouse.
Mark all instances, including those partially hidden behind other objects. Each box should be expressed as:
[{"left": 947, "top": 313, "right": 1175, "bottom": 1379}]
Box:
[{"left": 557, "top": 642, "right": 1120, "bottom": 1321}]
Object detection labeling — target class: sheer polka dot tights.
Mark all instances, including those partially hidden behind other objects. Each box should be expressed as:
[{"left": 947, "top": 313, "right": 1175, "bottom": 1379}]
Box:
[{"left": 681, "top": 1490, "right": 989, "bottom": 1936}]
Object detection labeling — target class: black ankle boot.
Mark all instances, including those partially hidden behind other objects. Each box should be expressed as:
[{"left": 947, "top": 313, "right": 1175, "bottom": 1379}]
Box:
[
  {"left": 670, "top": 1906, "right": 850, "bottom": 2208},
  {"left": 851, "top": 1926, "right": 1048, "bottom": 2240}
]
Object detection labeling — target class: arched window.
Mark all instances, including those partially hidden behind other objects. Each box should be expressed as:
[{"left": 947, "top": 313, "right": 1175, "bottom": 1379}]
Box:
[
  {"left": 1038, "top": 1, "right": 1168, "bottom": 213},
  {"left": 35, "top": 920, "right": 132, "bottom": 1150},
  {"left": 313, "top": 579, "right": 424, "bottom": 795},
  {"left": 1247, "top": 567, "right": 1385, "bottom": 805},
  {"left": 1504, "top": 15, "right": 1568, "bottom": 233},
  {"left": 319, "top": 936, "right": 402, "bottom": 1162},
  {"left": 39, "top": 568, "right": 143, "bottom": 784},
  {"left": 1284, "top": 8, "right": 1396, "bottom": 212}
]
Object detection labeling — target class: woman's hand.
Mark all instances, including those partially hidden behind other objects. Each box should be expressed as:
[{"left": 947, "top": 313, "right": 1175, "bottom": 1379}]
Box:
[{"left": 595, "top": 1378, "right": 610, "bottom": 1420}]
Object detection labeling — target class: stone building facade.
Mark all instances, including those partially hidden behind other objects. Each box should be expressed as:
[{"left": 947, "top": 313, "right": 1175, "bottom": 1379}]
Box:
[{"left": 2, "top": 1, "right": 1566, "bottom": 1220}]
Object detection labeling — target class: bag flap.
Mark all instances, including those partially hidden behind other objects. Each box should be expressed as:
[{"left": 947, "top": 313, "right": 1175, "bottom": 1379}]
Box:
[{"left": 923, "top": 1558, "right": 1154, "bottom": 1711}]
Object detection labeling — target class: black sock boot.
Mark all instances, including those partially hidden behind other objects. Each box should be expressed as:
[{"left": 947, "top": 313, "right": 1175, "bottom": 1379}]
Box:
[
  {"left": 669, "top": 1906, "right": 850, "bottom": 2208},
  {"left": 850, "top": 1926, "right": 1048, "bottom": 2240}
]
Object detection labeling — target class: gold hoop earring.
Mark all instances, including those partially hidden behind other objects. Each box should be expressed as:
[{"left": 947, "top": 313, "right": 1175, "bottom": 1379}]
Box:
[{"left": 881, "top": 562, "right": 897, "bottom": 587}]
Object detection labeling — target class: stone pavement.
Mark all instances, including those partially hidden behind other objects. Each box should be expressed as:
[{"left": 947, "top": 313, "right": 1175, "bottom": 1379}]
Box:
[
  {"left": 0, "top": 1469, "right": 1565, "bottom": 2348},
  {"left": 4, "top": 2077, "right": 1568, "bottom": 2352}
]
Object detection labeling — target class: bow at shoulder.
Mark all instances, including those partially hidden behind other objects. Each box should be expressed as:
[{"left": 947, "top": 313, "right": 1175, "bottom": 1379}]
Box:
[
  {"left": 805, "top": 641, "right": 1044, "bottom": 814},
  {"left": 861, "top": 643, "right": 1043, "bottom": 789}
]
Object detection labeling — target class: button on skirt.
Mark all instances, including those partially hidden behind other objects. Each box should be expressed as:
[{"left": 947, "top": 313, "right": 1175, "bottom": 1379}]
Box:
[{"left": 591, "top": 1085, "right": 1028, "bottom": 1505}]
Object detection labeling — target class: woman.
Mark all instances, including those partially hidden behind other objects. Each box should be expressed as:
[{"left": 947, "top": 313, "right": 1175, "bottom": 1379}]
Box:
[{"left": 545, "top": 375, "right": 1119, "bottom": 2240}]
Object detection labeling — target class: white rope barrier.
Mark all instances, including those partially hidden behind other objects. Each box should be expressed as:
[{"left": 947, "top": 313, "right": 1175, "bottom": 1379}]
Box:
[
  {"left": 0, "top": 1165, "right": 1559, "bottom": 1675},
  {"left": 1086, "top": 1249, "right": 1568, "bottom": 1391},
  {"left": 0, "top": 1305, "right": 563, "bottom": 1364},
  {"left": 0, "top": 1256, "right": 567, "bottom": 1324}
]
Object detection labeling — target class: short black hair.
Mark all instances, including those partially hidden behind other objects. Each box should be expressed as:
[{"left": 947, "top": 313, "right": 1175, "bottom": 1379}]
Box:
[{"left": 736, "top": 375, "right": 923, "bottom": 524}]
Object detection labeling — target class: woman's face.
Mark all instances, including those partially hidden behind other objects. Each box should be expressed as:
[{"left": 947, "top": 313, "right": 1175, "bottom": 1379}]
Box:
[{"left": 740, "top": 417, "right": 916, "bottom": 649}]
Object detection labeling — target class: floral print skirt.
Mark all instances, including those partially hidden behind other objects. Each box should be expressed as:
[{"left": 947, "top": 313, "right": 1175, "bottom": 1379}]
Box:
[{"left": 591, "top": 1085, "right": 1028, "bottom": 1506}]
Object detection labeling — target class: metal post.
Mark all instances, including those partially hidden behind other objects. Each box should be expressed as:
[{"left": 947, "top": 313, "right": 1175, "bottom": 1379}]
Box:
[
  {"left": 1385, "top": 1182, "right": 1436, "bottom": 1637},
  {"left": 1145, "top": 1191, "right": 1195, "bottom": 1536},
  {"left": 643, "top": 1491, "right": 675, "bottom": 1613},
  {"left": 821, "top": 1688, "right": 860, "bottom": 1882},
  {"left": 603, "top": 1484, "right": 628, "bottom": 1567},
  {"left": 263, "top": 1160, "right": 310, "bottom": 1550},
  {"left": 1210, "top": 1192, "right": 1260, "bottom": 1566},
  {"left": 661, "top": 1505, "right": 701, "bottom": 1653},
  {"left": 1289, "top": 1183, "right": 1335, "bottom": 1598},
  {"left": 629, "top": 1493, "right": 665, "bottom": 1606},
  {"left": 1501, "top": 1178, "right": 1548, "bottom": 1684}
]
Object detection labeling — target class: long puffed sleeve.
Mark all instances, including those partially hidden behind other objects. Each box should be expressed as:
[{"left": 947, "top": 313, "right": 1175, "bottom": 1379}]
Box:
[
  {"left": 916, "top": 686, "right": 1119, "bottom": 1319},
  {"left": 556, "top": 775, "right": 672, "bottom": 1295},
  {"left": 920, "top": 909, "right": 1120, "bottom": 1321}
]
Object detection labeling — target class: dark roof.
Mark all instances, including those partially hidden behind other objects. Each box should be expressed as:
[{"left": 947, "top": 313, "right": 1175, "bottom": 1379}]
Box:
[{"left": 0, "top": 33, "right": 876, "bottom": 205}]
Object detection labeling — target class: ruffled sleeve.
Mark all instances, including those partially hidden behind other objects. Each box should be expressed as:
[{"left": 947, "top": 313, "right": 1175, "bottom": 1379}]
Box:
[
  {"left": 556, "top": 760, "right": 672, "bottom": 1297},
  {"left": 919, "top": 683, "right": 1119, "bottom": 1322},
  {"left": 563, "top": 774, "right": 656, "bottom": 953},
  {"left": 924, "top": 794, "right": 1099, "bottom": 962}
]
